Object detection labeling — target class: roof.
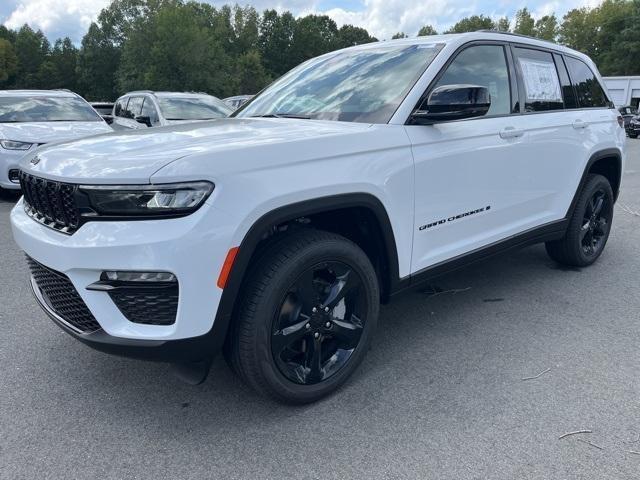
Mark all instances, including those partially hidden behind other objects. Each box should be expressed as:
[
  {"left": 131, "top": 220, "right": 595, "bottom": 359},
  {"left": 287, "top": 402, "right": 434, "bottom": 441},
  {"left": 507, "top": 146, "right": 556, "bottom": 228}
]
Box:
[
  {"left": 0, "top": 89, "right": 79, "bottom": 97},
  {"left": 342, "top": 31, "right": 585, "bottom": 60},
  {"left": 123, "top": 91, "right": 217, "bottom": 98}
]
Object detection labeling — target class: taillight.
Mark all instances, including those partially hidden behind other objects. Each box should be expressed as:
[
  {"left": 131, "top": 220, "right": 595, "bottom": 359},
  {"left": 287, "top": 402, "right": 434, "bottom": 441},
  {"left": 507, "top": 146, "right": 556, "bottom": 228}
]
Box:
[{"left": 617, "top": 115, "right": 624, "bottom": 128}]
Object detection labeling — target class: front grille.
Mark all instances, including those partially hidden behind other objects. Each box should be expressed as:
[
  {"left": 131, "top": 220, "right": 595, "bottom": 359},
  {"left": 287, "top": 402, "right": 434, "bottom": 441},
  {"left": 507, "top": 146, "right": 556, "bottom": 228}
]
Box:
[
  {"left": 19, "top": 171, "right": 80, "bottom": 234},
  {"left": 27, "top": 256, "right": 101, "bottom": 333},
  {"left": 109, "top": 287, "right": 179, "bottom": 326}
]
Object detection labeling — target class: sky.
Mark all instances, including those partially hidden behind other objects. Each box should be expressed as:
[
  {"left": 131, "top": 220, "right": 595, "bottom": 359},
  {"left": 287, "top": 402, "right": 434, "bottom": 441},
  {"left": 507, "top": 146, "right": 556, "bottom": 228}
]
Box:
[{"left": 0, "top": 0, "right": 603, "bottom": 43}]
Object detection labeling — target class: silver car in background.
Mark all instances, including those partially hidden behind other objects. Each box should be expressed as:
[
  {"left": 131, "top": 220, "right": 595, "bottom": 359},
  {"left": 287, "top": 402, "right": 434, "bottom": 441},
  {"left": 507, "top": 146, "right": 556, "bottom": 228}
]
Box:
[
  {"left": 0, "top": 90, "right": 112, "bottom": 192},
  {"left": 111, "top": 91, "right": 233, "bottom": 130}
]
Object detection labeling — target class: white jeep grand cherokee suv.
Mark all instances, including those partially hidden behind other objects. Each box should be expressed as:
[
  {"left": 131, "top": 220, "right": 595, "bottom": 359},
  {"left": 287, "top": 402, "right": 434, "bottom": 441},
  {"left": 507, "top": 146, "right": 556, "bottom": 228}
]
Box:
[{"left": 11, "top": 32, "right": 625, "bottom": 403}]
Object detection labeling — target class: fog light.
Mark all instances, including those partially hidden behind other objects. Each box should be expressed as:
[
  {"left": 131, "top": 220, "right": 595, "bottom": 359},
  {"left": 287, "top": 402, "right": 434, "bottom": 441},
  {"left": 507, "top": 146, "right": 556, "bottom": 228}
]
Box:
[
  {"left": 102, "top": 271, "right": 176, "bottom": 282},
  {"left": 9, "top": 169, "right": 19, "bottom": 183}
]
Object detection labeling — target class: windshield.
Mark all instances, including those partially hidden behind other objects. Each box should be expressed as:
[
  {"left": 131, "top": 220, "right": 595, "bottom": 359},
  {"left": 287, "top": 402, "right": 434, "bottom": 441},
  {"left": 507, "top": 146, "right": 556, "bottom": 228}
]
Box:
[
  {"left": 237, "top": 43, "right": 444, "bottom": 123},
  {"left": 157, "top": 96, "right": 233, "bottom": 120},
  {"left": 0, "top": 96, "right": 103, "bottom": 122}
]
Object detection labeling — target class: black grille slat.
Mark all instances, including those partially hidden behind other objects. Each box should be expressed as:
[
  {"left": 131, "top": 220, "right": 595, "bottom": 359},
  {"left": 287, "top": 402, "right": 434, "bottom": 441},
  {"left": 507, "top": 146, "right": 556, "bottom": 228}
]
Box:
[
  {"left": 109, "top": 287, "right": 179, "bottom": 326},
  {"left": 19, "top": 172, "right": 80, "bottom": 234},
  {"left": 27, "top": 256, "right": 101, "bottom": 333}
]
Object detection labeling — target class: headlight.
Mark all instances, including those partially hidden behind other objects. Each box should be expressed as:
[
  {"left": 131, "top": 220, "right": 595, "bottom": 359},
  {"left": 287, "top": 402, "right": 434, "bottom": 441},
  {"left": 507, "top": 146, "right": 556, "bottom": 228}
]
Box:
[
  {"left": 78, "top": 181, "right": 214, "bottom": 217},
  {"left": 0, "top": 139, "right": 33, "bottom": 150}
]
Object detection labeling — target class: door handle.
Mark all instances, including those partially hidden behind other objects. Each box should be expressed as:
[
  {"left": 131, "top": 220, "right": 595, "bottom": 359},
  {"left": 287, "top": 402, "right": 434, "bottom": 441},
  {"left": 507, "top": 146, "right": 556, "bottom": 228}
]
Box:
[
  {"left": 499, "top": 126, "right": 524, "bottom": 139},
  {"left": 572, "top": 119, "right": 589, "bottom": 130}
]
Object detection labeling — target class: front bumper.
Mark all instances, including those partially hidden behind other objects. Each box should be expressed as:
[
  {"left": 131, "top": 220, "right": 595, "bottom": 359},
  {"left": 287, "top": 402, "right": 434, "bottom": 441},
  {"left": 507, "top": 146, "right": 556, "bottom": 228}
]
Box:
[{"left": 11, "top": 197, "right": 238, "bottom": 359}]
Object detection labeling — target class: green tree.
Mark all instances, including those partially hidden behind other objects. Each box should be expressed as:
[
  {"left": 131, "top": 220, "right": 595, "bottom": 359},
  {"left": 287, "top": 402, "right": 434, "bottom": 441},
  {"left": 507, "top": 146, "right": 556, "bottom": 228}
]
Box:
[
  {"left": 534, "top": 15, "right": 558, "bottom": 41},
  {"left": 117, "top": 2, "right": 234, "bottom": 96},
  {"left": 417, "top": 25, "right": 438, "bottom": 36},
  {"left": 235, "top": 50, "right": 271, "bottom": 93},
  {"left": 445, "top": 15, "right": 495, "bottom": 33},
  {"left": 391, "top": 32, "right": 408, "bottom": 39},
  {"left": 14, "top": 24, "right": 49, "bottom": 87},
  {"left": 559, "top": 7, "right": 600, "bottom": 60},
  {"left": 514, "top": 8, "right": 535, "bottom": 36},
  {"left": 496, "top": 17, "right": 510, "bottom": 32},
  {"left": 46, "top": 37, "right": 79, "bottom": 90},
  {"left": 77, "top": 23, "right": 121, "bottom": 100},
  {"left": 291, "top": 14, "right": 339, "bottom": 62},
  {"left": 336, "top": 25, "right": 376, "bottom": 47},
  {"left": 0, "top": 38, "right": 18, "bottom": 85},
  {"left": 595, "top": 0, "right": 638, "bottom": 75},
  {"left": 259, "top": 10, "right": 297, "bottom": 77}
]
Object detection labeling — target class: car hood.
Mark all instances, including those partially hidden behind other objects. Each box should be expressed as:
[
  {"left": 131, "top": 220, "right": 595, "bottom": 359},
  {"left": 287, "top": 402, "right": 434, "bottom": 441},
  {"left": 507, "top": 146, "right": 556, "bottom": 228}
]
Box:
[
  {"left": 0, "top": 121, "right": 112, "bottom": 145},
  {"left": 21, "top": 118, "right": 372, "bottom": 184}
]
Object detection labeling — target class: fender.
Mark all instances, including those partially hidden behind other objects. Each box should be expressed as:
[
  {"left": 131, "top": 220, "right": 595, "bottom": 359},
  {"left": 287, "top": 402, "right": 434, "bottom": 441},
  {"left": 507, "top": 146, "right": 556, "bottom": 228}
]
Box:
[
  {"left": 207, "top": 193, "right": 402, "bottom": 354},
  {"left": 566, "top": 148, "right": 622, "bottom": 217}
]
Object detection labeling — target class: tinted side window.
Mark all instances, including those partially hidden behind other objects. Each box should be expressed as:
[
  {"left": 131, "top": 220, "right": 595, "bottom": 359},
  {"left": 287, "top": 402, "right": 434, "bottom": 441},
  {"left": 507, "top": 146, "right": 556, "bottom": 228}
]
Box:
[
  {"left": 115, "top": 98, "right": 128, "bottom": 117},
  {"left": 141, "top": 98, "right": 160, "bottom": 125},
  {"left": 554, "top": 54, "right": 578, "bottom": 109},
  {"left": 514, "top": 48, "right": 563, "bottom": 112},
  {"left": 565, "top": 57, "right": 609, "bottom": 108},
  {"left": 127, "top": 97, "right": 144, "bottom": 118},
  {"left": 433, "top": 44, "right": 511, "bottom": 116}
]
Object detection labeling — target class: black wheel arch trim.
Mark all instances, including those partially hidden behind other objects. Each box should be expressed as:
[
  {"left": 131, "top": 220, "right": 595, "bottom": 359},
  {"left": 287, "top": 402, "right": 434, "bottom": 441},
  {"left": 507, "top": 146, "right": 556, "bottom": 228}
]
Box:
[
  {"left": 209, "top": 193, "right": 401, "bottom": 357},
  {"left": 567, "top": 148, "right": 622, "bottom": 215}
]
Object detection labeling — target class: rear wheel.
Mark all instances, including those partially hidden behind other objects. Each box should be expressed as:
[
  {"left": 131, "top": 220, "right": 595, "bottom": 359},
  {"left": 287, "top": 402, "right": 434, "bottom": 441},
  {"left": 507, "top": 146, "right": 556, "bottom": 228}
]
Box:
[
  {"left": 546, "top": 174, "right": 614, "bottom": 267},
  {"left": 224, "top": 229, "right": 379, "bottom": 404}
]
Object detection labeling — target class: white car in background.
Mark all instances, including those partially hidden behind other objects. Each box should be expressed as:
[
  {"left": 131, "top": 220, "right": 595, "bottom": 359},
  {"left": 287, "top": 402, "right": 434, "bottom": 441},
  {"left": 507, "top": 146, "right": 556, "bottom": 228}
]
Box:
[
  {"left": 111, "top": 91, "right": 232, "bottom": 130},
  {"left": 0, "top": 90, "right": 112, "bottom": 192}
]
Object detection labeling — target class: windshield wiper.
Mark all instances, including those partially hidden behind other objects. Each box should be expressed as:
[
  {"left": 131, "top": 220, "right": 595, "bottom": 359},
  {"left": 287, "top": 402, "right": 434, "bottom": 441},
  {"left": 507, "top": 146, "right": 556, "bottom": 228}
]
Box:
[{"left": 251, "top": 113, "right": 312, "bottom": 119}]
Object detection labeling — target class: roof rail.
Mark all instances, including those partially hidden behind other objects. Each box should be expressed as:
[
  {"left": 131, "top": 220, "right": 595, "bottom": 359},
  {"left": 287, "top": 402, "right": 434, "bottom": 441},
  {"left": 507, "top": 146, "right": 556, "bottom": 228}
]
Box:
[{"left": 476, "top": 30, "right": 560, "bottom": 46}]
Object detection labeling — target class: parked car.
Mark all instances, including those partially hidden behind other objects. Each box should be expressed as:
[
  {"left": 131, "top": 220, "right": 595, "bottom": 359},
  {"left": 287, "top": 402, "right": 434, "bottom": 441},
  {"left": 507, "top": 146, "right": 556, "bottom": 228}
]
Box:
[
  {"left": 12, "top": 32, "right": 625, "bottom": 404},
  {"left": 90, "top": 101, "right": 115, "bottom": 125},
  {"left": 0, "top": 90, "right": 112, "bottom": 193},
  {"left": 223, "top": 95, "right": 254, "bottom": 110},
  {"left": 111, "top": 91, "right": 232, "bottom": 130}
]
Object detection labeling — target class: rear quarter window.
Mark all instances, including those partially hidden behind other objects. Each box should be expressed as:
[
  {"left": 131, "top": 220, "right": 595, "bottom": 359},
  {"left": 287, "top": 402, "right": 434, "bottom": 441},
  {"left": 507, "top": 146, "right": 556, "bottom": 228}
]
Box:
[{"left": 565, "top": 57, "right": 610, "bottom": 108}]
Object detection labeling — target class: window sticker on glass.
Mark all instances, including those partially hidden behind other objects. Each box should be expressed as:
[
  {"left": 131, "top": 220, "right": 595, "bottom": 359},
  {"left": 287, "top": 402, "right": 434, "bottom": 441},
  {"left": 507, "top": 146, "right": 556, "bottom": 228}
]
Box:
[{"left": 519, "top": 59, "right": 562, "bottom": 102}]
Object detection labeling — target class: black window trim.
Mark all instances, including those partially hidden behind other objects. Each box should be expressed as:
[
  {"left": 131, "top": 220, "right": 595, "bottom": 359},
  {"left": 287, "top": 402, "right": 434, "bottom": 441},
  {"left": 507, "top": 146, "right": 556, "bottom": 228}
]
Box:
[{"left": 405, "top": 39, "right": 614, "bottom": 125}]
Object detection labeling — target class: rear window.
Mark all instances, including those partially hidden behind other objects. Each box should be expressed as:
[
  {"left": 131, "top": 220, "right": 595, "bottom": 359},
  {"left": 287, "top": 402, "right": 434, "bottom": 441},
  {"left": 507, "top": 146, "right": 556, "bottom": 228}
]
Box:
[
  {"left": 514, "top": 48, "right": 563, "bottom": 112},
  {"left": 0, "top": 96, "right": 102, "bottom": 122},
  {"left": 157, "top": 96, "right": 232, "bottom": 120},
  {"left": 564, "top": 57, "right": 610, "bottom": 108}
]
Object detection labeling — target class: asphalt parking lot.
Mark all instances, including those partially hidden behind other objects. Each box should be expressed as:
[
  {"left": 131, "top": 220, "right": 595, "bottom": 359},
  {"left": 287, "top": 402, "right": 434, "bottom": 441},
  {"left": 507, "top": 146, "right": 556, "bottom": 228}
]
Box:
[{"left": 1, "top": 141, "right": 639, "bottom": 480}]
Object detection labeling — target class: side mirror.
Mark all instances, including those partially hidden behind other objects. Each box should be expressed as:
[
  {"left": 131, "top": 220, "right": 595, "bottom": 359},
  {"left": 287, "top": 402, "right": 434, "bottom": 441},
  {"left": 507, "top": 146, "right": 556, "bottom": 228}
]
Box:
[
  {"left": 135, "top": 115, "right": 152, "bottom": 127},
  {"left": 411, "top": 84, "right": 491, "bottom": 124}
]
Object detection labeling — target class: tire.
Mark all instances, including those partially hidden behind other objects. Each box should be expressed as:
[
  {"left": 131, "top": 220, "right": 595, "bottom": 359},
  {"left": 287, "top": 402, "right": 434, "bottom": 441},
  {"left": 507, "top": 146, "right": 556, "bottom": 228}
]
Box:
[
  {"left": 224, "top": 228, "right": 379, "bottom": 404},
  {"left": 629, "top": 133, "right": 638, "bottom": 139},
  {"left": 545, "top": 174, "right": 614, "bottom": 267}
]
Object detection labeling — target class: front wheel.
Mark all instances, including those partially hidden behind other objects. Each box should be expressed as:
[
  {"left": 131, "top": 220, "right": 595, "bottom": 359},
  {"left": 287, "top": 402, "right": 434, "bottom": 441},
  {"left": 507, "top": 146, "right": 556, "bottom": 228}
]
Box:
[
  {"left": 546, "top": 174, "right": 614, "bottom": 267},
  {"left": 224, "top": 229, "right": 379, "bottom": 404}
]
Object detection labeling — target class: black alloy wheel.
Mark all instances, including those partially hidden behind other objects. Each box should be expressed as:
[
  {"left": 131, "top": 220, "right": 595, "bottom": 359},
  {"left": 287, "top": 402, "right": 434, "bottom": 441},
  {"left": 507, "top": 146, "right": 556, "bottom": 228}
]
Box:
[
  {"left": 580, "top": 188, "right": 610, "bottom": 258},
  {"left": 545, "top": 173, "right": 614, "bottom": 267},
  {"left": 225, "top": 229, "right": 379, "bottom": 404},
  {"left": 271, "top": 261, "right": 366, "bottom": 385}
]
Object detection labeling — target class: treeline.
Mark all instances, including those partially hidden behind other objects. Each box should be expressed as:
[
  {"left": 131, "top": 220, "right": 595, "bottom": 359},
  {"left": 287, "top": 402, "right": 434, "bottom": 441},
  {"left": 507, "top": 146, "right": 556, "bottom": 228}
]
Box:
[{"left": 0, "top": 0, "right": 639, "bottom": 101}]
